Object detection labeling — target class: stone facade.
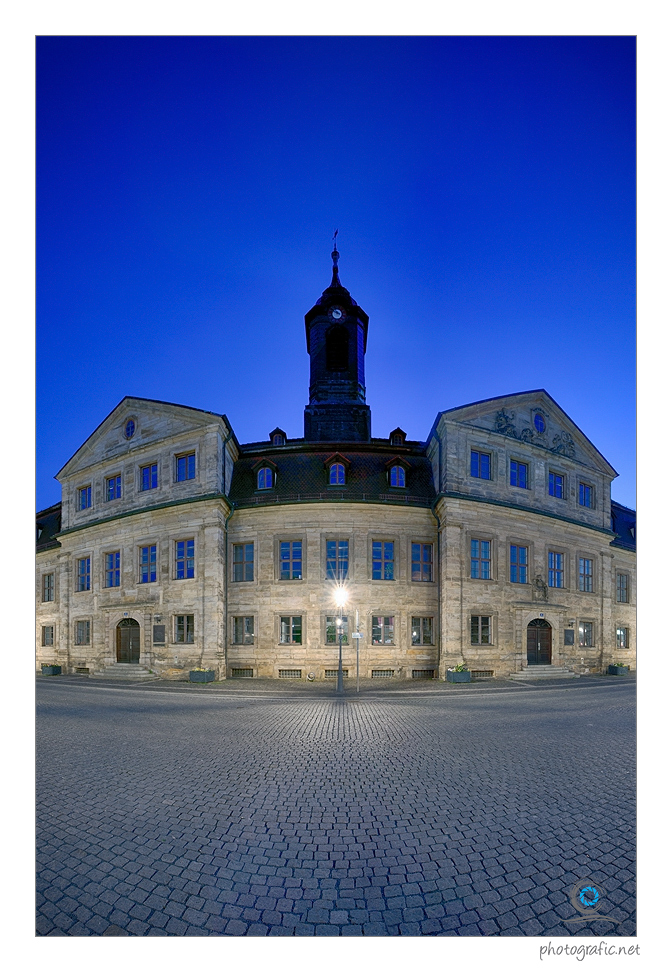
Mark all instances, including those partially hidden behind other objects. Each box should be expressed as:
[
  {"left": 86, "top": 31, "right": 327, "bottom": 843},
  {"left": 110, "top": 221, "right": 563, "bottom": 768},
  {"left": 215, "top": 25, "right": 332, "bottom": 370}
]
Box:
[{"left": 36, "top": 258, "right": 635, "bottom": 679}]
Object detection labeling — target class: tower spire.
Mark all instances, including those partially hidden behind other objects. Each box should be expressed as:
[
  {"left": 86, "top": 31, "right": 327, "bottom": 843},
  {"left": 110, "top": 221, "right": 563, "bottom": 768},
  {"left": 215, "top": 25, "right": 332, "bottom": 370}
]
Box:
[{"left": 331, "top": 229, "right": 341, "bottom": 287}]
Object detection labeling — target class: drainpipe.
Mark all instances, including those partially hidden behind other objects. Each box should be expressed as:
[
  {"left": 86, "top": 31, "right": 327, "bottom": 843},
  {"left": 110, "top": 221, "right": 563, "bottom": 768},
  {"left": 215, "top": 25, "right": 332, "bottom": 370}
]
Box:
[{"left": 431, "top": 504, "right": 442, "bottom": 682}]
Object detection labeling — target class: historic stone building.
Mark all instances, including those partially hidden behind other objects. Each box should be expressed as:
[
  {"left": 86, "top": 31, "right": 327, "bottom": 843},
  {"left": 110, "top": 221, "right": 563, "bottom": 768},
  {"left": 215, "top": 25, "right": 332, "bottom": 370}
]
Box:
[{"left": 36, "top": 250, "right": 636, "bottom": 680}]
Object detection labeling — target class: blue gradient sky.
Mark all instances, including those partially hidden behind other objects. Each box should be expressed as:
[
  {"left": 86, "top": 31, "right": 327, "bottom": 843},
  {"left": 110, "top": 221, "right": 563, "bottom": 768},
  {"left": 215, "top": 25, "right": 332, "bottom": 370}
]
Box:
[{"left": 36, "top": 35, "right": 635, "bottom": 511}]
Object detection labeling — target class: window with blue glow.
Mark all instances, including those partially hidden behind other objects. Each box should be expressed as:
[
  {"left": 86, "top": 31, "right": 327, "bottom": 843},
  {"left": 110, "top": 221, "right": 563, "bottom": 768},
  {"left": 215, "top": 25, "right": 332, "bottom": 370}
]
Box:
[
  {"left": 390, "top": 465, "right": 406, "bottom": 487},
  {"left": 548, "top": 472, "right": 564, "bottom": 498},
  {"left": 175, "top": 540, "right": 194, "bottom": 579},
  {"left": 412, "top": 543, "right": 433, "bottom": 582},
  {"left": 140, "top": 545, "right": 157, "bottom": 583},
  {"left": 548, "top": 551, "right": 564, "bottom": 588},
  {"left": 329, "top": 462, "right": 346, "bottom": 485},
  {"left": 176, "top": 453, "right": 195, "bottom": 482},
  {"left": 141, "top": 464, "right": 158, "bottom": 491},
  {"left": 579, "top": 483, "right": 593, "bottom": 508},
  {"left": 510, "top": 545, "right": 528, "bottom": 583},
  {"left": 76, "top": 557, "right": 91, "bottom": 592},
  {"left": 510, "top": 460, "right": 528, "bottom": 489},
  {"left": 470, "top": 450, "right": 490, "bottom": 480},
  {"left": 105, "top": 551, "right": 120, "bottom": 588},
  {"left": 79, "top": 486, "right": 92, "bottom": 510},
  {"left": 280, "top": 541, "right": 302, "bottom": 580},
  {"left": 372, "top": 541, "right": 394, "bottom": 580},
  {"left": 257, "top": 467, "right": 273, "bottom": 489},
  {"left": 106, "top": 475, "right": 122, "bottom": 501},
  {"left": 471, "top": 540, "right": 491, "bottom": 579},
  {"left": 326, "top": 539, "right": 349, "bottom": 580}
]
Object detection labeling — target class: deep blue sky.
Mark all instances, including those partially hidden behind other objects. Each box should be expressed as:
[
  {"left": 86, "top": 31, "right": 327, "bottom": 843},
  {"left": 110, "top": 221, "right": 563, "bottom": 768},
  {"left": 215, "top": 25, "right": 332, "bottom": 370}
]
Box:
[{"left": 36, "top": 35, "right": 635, "bottom": 511}]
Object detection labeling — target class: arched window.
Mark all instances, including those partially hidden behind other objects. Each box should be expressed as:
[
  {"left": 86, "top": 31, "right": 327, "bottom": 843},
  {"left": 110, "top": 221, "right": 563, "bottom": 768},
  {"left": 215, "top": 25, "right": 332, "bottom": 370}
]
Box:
[
  {"left": 390, "top": 465, "right": 406, "bottom": 488},
  {"left": 391, "top": 434, "right": 403, "bottom": 446},
  {"left": 326, "top": 325, "right": 349, "bottom": 371},
  {"left": 329, "top": 462, "right": 346, "bottom": 486},
  {"left": 257, "top": 467, "right": 273, "bottom": 490},
  {"left": 272, "top": 434, "right": 283, "bottom": 445}
]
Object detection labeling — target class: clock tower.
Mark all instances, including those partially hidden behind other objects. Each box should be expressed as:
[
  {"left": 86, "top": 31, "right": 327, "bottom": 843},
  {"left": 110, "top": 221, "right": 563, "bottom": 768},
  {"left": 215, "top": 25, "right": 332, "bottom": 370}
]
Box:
[{"left": 303, "top": 244, "right": 371, "bottom": 442}]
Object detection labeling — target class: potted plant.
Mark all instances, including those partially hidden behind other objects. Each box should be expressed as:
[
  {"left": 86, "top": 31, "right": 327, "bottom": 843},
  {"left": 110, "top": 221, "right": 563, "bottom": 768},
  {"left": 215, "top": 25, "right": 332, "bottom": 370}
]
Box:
[
  {"left": 607, "top": 662, "right": 628, "bottom": 676},
  {"left": 446, "top": 664, "right": 471, "bottom": 683},
  {"left": 41, "top": 664, "right": 61, "bottom": 676},
  {"left": 189, "top": 668, "right": 215, "bottom": 683}
]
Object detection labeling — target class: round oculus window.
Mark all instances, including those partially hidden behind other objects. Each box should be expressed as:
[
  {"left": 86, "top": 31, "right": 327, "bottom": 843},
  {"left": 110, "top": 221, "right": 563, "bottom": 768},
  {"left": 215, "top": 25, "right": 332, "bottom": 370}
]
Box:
[
  {"left": 329, "top": 306, "right": 343, "bottom": 320},
  {"left": 533, "top": 413, "right": 545, "bottom": 434},
  {"left": 124, "top": 419, "right": 136, "bottom": 439}
]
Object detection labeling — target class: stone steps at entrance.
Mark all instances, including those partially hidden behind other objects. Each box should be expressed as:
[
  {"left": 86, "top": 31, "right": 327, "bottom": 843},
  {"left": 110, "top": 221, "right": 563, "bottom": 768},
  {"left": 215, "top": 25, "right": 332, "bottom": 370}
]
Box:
[
  {"left": 509, "top": 665, "right": 579, "bottom": 680},
  {"left": 93, "top": 664, "right": 160, "bottom": 680}
]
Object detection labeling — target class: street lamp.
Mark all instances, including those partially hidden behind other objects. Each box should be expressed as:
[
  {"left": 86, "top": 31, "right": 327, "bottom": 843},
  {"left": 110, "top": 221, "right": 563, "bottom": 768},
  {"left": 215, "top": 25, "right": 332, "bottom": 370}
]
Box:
[{"left": 334, "top": 587, "right": 348, "bottom": 696}]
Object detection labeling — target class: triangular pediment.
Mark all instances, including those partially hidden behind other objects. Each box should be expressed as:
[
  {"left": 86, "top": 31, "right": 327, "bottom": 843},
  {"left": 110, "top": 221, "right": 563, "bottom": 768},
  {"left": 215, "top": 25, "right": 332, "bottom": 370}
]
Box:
[
  {"left": 56, "top": 397, "right": 230, "bottom": 479},
  {"left": 437, "top": 390, "right": 617, "bottom": 477}
]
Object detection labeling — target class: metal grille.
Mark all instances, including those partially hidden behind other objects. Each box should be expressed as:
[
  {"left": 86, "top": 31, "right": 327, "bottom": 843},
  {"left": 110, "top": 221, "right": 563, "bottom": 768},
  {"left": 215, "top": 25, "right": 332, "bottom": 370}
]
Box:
[
  {"left": 231, "top": 668, "right": 253, "bottom": 678},
  {"left": 75, "top": 667, "right": 89, "bottom": 674},
  {"left": 471, "top": 670, "right": 494, "bottom": 679},
  {"left": 412, "top": 669, "right": 435, "bottom": 679},
  {"left": 371, "top": 669, "right": 394, "bottom": 678},
  {"left": 325, "top": 670, "right": 348, "bottom": 678},
  {"left": 278, "top": 669, "right": 302, "bottom": 678}
]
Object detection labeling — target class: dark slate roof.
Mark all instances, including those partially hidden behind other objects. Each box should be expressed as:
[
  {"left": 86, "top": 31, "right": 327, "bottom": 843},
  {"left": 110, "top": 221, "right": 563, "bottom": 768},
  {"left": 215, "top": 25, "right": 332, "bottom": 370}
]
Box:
[
  {"left": 230, "top": 441, "right": 435, "bottom": 508},
  {"left": 36, "top": 503, "right": 62, "bottom": 551},
  {"left": 610, "top": 501, "right": 636, "bottom": 551}
]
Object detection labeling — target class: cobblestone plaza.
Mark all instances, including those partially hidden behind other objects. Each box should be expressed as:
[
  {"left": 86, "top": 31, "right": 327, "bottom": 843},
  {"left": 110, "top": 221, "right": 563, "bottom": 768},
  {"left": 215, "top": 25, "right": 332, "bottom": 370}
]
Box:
[{"left": 36, "top": 676, "right": 635, "bottom": 937}]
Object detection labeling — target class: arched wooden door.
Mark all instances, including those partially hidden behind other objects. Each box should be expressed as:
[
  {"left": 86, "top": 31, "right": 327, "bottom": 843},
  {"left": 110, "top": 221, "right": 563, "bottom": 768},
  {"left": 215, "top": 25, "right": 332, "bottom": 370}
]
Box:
[
  {"left": 527, "top": 619, "right": 551, "bottom": 665},
  {"left": 117, "top": 618, "right": 140, "bottom": 664}
]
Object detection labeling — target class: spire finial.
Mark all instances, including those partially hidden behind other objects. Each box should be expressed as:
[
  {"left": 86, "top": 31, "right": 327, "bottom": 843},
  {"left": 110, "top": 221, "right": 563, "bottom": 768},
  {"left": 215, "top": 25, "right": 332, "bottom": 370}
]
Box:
[{"left": 330, "top": 228, "right": 341, "bottom": 286}]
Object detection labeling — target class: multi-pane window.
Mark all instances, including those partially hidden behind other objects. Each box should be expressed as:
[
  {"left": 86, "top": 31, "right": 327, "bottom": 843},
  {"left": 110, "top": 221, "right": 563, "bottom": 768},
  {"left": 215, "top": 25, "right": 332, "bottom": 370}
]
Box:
[
  {"left": 329, "top": 462, "right": 346, "bottom": 486},
  {"left": 140, "top": 545, "right": 157, "bottom": 584},
  {"left": 280, "top": 541, "right": 302, "bottom": 580},
  {"left": 105, "top": 551, "right": 120, "bottom": 588},
  {"left": 42, "top": 573, "right": 54, "bottom": 602},
  {"left": 175, "top": 540, "right": 195, "bottom": 579},
  {"left": 579, "top": 482, "right": 593, "bottom": 508},
  {"left": 509, "top": 545, "right": 528, "bottom": 584},
  {"left": 616, "top": 627, "right": 629, "bottom": 649},
  {"left": 578, "top": 621, "right": 594, "bottom": 648},
  {"left": 78, "top": 485, "right": 92, "bottom": 510},
  {"left": 471, "top": 615, "right": 491, "bottom": 645},
  {"left": 372, "top": 541, "right": 394, "bottom": 580},
  {"left": 106, "top": 475, "right": 122, "bottom": 501},
  {"left": 326, "top": 616, "right": 349, "bottom": 644},
  {"left": 233, "top": 543, "right": 254, "bottom": 582},
  {"left": 280, "top": 616, "right": 302, "bottom": 644},
  {"left": 141, "top": 463, "right": 158, "bottom": 491},
  {"left": 76, "top": 557, "right": 91, "bottom": 592},
  {"left": 175, "top": 453, "right": 196, "bottom": 482},
  {"left": 470, "top": 450, "right": 491, "bottom": 480},
  {"left": 390, "top": 465, "right": 406, "bottom": 488},
  {"left": 326, "top": 539, "right": 349, "bottom": 580},
  {"left": 257, "top": 467, "right": 273, "bottom": 489},
  {"left": 548, "top": 551, "right": 564, "bottom": 588},
  {"left": 510, "top": 460, "right": 528, "bottom": 489},
  {"left": 579, "top": 558, "right": 594, "bottom": 593},
  {"left": 411, "top": 543, "right": 433, "bottom": 582},
  {"left": 42, "top": 625, "right": 54, "bottom": 647},
  {"left": 411, "top": 617, "right": 434, "bottom": 645},
  {"left": 471, "top": 540, "right": 491, "bottom": 580},
  {"left": 548, "top": 472, "right": 564, "bottom": 498},
  {"left": 617, "top": 573, "right": 629, "bottom": 603},
  {"left": 233, "top": 616, "right": 254, "bottom": 644},
  {"left": 175, "top": 614, "right": 194, "bottom": 643},
  {"left": 372, "top": 616, "right": 395, "bottom": 645},
  {"left": 75, "top": 620, "right": 90, "bottom": 645}
]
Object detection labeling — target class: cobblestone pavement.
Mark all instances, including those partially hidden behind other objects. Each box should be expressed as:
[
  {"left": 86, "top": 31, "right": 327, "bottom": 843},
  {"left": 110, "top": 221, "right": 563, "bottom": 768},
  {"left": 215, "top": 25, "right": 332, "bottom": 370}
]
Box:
[{"left": 36, "top": 676, "right": 635, "bottom": 936}]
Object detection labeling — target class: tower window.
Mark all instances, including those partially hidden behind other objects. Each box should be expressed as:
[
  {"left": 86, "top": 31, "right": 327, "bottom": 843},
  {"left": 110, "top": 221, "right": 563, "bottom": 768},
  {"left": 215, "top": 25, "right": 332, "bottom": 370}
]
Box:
[
  {"left": 326, "top": 325, "right": 349, "bottom": 371},
  {"left": 257, "top": 467, "right": 273, "bottom": 489},
  {"left": 390, "top": 465, "right": 406, "bottom": 488},
  {"left": 329, "top": 462, "right": 346, "bottom": 486}
]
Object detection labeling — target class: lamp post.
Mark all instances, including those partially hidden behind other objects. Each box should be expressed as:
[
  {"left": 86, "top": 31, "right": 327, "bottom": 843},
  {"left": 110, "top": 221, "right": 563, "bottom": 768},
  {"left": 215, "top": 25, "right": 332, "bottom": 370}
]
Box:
[{"left": 334, "top": 588, "right": 347, "bottom": 696}]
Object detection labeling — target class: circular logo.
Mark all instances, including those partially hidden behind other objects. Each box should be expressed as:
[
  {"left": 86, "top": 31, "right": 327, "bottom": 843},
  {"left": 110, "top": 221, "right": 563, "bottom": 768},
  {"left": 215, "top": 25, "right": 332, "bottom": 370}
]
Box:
[{"left": 569, "top": 880, "right": 606, "bottom": 917}]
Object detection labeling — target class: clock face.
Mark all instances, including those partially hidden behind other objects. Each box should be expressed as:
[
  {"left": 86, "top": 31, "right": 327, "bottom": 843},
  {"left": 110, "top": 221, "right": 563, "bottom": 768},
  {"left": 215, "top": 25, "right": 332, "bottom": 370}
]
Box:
[{"left": 329, "top": 306, "right": 343, "bottom": 321}]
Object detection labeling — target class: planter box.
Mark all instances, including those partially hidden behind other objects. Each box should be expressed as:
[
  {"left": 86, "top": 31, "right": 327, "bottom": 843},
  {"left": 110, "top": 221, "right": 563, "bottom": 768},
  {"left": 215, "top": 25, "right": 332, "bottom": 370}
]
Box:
[
  {"left": 607, "top": 665, "right": 628, "bottom": 676},
  {"left": 41, "top": 665, "right": 61, "bottom": 676},
  {"left": 446, "top": 670, "right": 471, "bottom": 683},
  {"left": 189, "top": 670, "right": 215, "bottom": 683}
]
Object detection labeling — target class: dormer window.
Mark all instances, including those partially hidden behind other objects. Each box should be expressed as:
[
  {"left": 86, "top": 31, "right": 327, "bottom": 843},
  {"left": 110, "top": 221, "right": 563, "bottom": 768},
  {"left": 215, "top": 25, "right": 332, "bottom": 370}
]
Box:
[
  {"left": 329, "top": 462, "right": 346, "bottom": 486},
  {"left": 390, "top": 465, "right": 406, "bottom": 488},
  {"left": 272, "top": 435, "right": 283, "bottom": 446},
  {"left": 257, "top": 467, "right": 274, "bottom": 490},
  {"left": 389, "top": 428, "right": 407, "bottom": 446},
  {"left": 269, "top": 428, "right": 286, "bottom": 446}
]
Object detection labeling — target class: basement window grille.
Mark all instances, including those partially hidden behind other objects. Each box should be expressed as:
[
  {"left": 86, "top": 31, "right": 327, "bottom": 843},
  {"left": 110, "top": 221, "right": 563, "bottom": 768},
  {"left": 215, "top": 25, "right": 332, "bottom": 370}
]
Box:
[
  {"left": 231, "top": 668, "right": 253, "bottom": 678},
  {"left": 75, "top": 667, "right": 89, "bottom": 674},
  {"left": 278, "top": 669, "right": 302, "bottom": 679},
  {"left": 325, "top": 669, "right": 349, "bottom": 678},
  {"left": 471, "top": 670, "right": 495, "bottom": 679},
  {"left": 371, "top": 669, "right": 394, "bottom": 678},
  {"left": 412, "top": 669, "right": 435, "bottom": 679}
]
